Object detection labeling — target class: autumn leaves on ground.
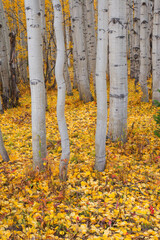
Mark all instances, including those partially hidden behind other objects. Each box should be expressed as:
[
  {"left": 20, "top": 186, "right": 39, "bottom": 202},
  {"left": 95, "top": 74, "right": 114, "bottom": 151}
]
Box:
[{"left": 0, "top": 79, "right": 160, "bottom": 240}]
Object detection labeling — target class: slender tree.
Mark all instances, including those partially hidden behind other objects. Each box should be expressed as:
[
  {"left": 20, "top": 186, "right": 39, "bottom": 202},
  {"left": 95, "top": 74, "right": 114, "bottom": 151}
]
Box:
[
  {"left": 148, "top": 0, "right": 153, "bottom": 78},
  {"left": 95, "top": 0, "right": 108, "bottom": 171},
  {"left": 128, "top": 0, "right": 134, "bottom": 78},
  {"left": 52, "top": 0, "right": 70, "bottom": 181},
  {"left": 108, "top": 0, "right": 128, "bottom": 142},
  {"left": 25, "top": 0, "right": 47, "bottom": 171},
  {"left": 152, "top": 0, "right": 160, "bottom": 102},
  {"left": 83, "top": 0, "right": 96, "bottom": 92},
  {"left": 9, "top": 31, "right": 19, "bottom": 107},
  {"left": 0, "top": 128, "right": 9, "bottom": 162},
  {"left": 69, "top": 0, "right": 78, "bottom": 89},
  {"left": 133, "top": 0, "right": 140, "bottom": 90},
  {"left": 0, "top": 0, "right": 10, "bottom": 109},
  {"left": 69, "top": 0, "right": 93, "bottom": 103},
  {"left": 18, "top": 3, "right": 28, "bottom": 83},
  {"left": 62, "top": 0, "right": 73, "bottom": 96},
  {"left": 139, "top": 0, "right": 149, "bottom": 102}
]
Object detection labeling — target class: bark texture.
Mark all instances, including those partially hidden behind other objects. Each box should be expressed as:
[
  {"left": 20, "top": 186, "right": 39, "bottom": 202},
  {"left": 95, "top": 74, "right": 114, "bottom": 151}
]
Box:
[
  {"left": 139, "top": 0, "right": 149, "bottom": 102},
  {"left": 133, "top": 0, "right": 140, "bottom": 89},
  {"left": 69, "top": 0, "right": 93, "bottom": 102},
  {"left": 25, "top": 0, "right": 47, "bottom": 171},
  {"left": 83, "top": 0, "right": 96, "bottom": 92},
  {"left": 108, "top": 0, "right": 128, "bottom": 142},
  {"left": 95, "top": 0, "right": 108, "bottom": 171},
  {"left": 9, "top": 32, "right": 19, "bottom": 107},
  {"left": 0, "top": 0, "right": 10, "bottom": 109},
  {"left": 152, "top": 0, "right": 160, "bottom": 102},
  {"left": 52, "top": 0, "right": 70, "bottom": 181}
]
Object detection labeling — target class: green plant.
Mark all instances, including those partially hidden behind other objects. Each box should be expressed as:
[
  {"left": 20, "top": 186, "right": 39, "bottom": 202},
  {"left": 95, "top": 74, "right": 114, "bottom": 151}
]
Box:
[{"left": 153, "top": 90, "right": 160, "bottom": 138}]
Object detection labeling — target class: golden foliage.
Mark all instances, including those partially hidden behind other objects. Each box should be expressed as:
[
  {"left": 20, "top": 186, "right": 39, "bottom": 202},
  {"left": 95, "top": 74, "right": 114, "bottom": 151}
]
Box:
[{"left": 0, "top": 78, "right": 160, "bottom": 239}]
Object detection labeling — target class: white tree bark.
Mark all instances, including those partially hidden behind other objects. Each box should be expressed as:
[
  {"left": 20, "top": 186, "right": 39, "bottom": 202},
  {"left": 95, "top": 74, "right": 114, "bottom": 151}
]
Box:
[
  {"left": 0, "top": 128, "right": 9, "bottom": 162},
  {"left": 139, "top": 0, "right": 149, "bottom": 102},
  {"left": 18, "top": 7, "right": 28, "bottom": 84},
  {"left": 148, "top": 0, "right": 153, "bottom": 78},
  {"left": 152, "top": 0, "right": 160, "bottom": 102},
  {"left": 64, "top": 51, "right": 73, "bottom": 96},
  {"left": 69, "top": 0, "right": 78, "bottom": 89},
  {"left": 39, "top": 0, "right": 46, "bottom": 38},
  {"left": 62, "top": 1, "right": 73, "bottom": 96},
  {"left": 0, "top": 0, "right": 10, "bottom": 64},
  {"left": 25, "top": 0, "right": 47, "bottom": 171},
  {"left": 0, "top": 0, "right": 10, "bottom": 109},
  {"left": 83, "top": 0, "right": 96, "bottom": 91},
  {"left": 39, "top": 0, "right": 49, "bottom": 109},
  {"left": 95, "top": 0, "right": 108, "bottom": 171},
  {"left": 65, "top": 25, "right": 71, "bottom": 67},
  {"left": 52, "top": 0, "right": 70, "bottom": 181},
  {"left": 133, "top": 0, "right": 140, "bottom": 88},
  {"left": 69, "top": 0, "right": 93, "bottom": 102},
  {"left": 128, "top": 0, "right": 135, "bottom": 78},
  {"left": 108, "top": 0, "right": 128, "bottom": 142}
]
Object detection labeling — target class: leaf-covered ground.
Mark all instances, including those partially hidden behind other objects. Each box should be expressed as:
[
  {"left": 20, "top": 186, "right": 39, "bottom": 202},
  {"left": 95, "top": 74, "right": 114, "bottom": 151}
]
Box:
[{"left": 0, "top": 79, "right": 160, "bottom": 240}]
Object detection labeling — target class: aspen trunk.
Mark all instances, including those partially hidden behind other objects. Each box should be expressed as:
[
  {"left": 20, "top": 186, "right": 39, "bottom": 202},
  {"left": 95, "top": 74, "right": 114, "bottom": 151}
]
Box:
[
  {"left": 129, "top": 0, "right": 135, "bottom": 78},
  {"left": 95, "top": 0, "right": 108, "bottom": 172},
  {"left": 0, "top": 128, "right": 9, "bottom": 162},
  {"left": 152, "top": 0, "right": 160, "bottom": 102},
  {"left": 52, "top": 0, "right": 70, "bottom": 181},
  {"left": 62, "top": 0, "right": 73, "bottom": 96},
  {"left": 148, "top": 0, "right": 153, "bottom": 78},
  {"left": 83, "top": 0, "right": 96, "bottom": 92},
  {"left": 139, "top": 0, "right": 149, "bottom": 102},
  {"left": 69, "top": 0, "right": 93, "bottom": 102},
  {"left": 133, "top": 0, "right": 140, "bottom": 89},
  {"left": 65, "top": 25, "right": 71, "bottom": 67},
  {"left": 9, "top": 32, "right": 19, "bottom": 107},
  {"left": 18, "top": 5, "right": 28, "bottom": 83},
  {"left": 0, "top": 0, "right": 10, "bottom": 109},
  {"left": 69, "top": 0, "right": 78, "bottom": 89},
  {"left": 64, "top": 52, "right": 73, "bottom": 96},
  {"left": 25, "top": 0, "right": 47, "bottom": 171},
  {"left": 108, "top": 0, "right": 128, "bottom": 142}
]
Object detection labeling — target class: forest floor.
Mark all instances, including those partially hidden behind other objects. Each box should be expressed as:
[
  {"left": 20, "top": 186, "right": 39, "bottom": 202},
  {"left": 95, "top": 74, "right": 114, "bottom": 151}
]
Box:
[{"left": 0, "top": 78, "right": 160, "bottom": 240}]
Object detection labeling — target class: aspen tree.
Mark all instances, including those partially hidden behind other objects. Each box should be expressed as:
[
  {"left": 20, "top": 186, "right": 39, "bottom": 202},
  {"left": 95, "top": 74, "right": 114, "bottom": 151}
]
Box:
[
  {"left": 65, "top": 24, "right": 71, "bottom": 67},
  {"left": 139, "top": 0, "right": 149, "bottom": 102},
  {"left": 152, "top": 0, "right": 160, "bottom": 102},
  {"left": 64, "top": 51, "right": 73, "bottom": 96},
  {"left": 18, "top": 9, "right": 28, "bottom": 83},
  {"left": 95, "top": 0, "right": 108, "bottom": 171},
  {"left": 133, "top": 0, "right": 140, "bottom": 89},
  {"left": 69, "top": 0, "right": 78, "bottom": 89},
  {"left": 126, "top": 2, "right": 130, "bottom": 59},
  {"left": 25, "top": 0, "right": 47, "bottom": 171},
  {"left": 0, "top": 128, "right": 9, "bottom": 162},
  {"left": 83, "top": 0, "right": 96, "bottom": 91},
  {"left": 62, "top": 0, "right": 73, "bottom": 96},
  {"left": 108, "top": 0, "right": 128, "bottom": 142},
  {"left": 69, "top": 0, "right": 93, "bottom": 102},
  {"left": 52, "top": 0, "right": 70, "bottom": 181},
  {"left": 0, "top": 0, "right": 10, "bottom": 109},
  {"left": 39, "top": 0, "right": 49, "bottom": 109},
  {"left": 128, "top": 0, "right": 134, "bottom": 78},
  {"left": 148, "top": 0, "right": 153, "bottom": 78}
]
